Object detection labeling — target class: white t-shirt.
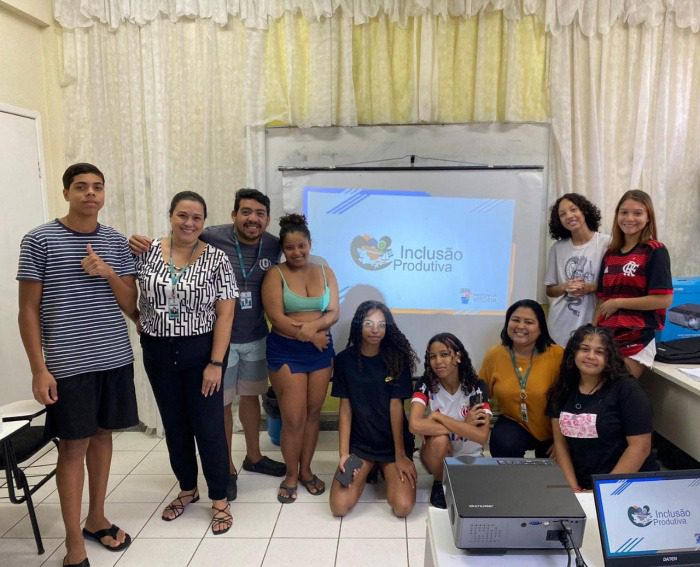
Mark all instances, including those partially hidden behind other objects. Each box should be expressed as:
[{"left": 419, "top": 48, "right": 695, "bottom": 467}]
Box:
[
  {"left": 545, "top": 232, "right": 611, "bottom": 346},
  {"left": 412, "top": 378, "right": 490, "bottom": 457}
]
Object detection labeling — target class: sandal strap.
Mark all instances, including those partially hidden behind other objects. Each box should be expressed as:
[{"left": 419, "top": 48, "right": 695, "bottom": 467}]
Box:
[
  {"left": 88, "top": 524, "right": 119, "bottom": 540},
  {"left": 300, "top": 474, "right": 324, "bottom": 493},
  {"left": 163, "top": 489, "right": 198, "bottom": 518},
  {"left": 211, "top": 504, "right": 233, "bottom": 531}
]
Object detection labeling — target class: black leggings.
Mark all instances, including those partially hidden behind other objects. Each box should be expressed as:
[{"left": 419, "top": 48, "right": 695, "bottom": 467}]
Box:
[{"left": 141, "top": 333, "right": 228, "bottom": 500}]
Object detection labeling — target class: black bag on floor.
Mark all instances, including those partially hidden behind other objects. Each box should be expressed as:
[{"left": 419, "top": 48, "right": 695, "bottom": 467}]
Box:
[{"left": 655, "top": 337, "right": 700, "bottom": 364}]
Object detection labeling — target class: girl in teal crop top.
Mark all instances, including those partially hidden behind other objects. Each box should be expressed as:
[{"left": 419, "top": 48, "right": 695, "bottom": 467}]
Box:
[{"left": 277, "top": 265, "right": 331, "bottom": 313}]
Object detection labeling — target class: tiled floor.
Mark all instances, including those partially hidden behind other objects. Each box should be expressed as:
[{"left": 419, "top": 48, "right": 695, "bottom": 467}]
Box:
[{"left": 1, "top": 430, "right": 429, "bottom": 566}]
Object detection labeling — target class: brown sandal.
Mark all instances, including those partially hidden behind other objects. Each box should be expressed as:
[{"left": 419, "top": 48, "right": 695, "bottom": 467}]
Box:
[
  {"left": 299, "top": 474, "right": 325, "bottom": 496},
  {"left": 211, "top": 502, "right": 233, "bottom": 535},
  {"left": 161, "top": 489, "right": 199, "bottom": 521}
]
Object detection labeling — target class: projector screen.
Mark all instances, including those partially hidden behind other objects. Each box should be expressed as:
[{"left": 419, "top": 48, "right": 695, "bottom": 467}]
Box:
[{"left": 281, "top": 168, "right": 545, "bottom": 368}]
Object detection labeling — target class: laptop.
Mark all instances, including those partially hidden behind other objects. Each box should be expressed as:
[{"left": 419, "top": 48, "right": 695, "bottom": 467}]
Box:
[{"left": 592, "top": 469, "right": 700, "bottom": 567}]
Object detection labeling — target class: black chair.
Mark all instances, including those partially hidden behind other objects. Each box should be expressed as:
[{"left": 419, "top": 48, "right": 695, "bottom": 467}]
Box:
[{"left": 1, "top": 400, "right": 58, "bottom": 555}]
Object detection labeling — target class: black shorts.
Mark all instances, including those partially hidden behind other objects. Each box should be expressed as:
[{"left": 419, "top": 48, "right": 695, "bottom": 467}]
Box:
[{"left": 45, "top": 364, "right": 139, "bottom": 440}]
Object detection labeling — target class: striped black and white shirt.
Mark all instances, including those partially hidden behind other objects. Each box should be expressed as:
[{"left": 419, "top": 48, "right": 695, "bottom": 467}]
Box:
[
  {"left": 17, "top": 220, "right": 136, "bottom": 380},
  {"left": 136, "top": 239, "right": 238, "bottom": 337}
]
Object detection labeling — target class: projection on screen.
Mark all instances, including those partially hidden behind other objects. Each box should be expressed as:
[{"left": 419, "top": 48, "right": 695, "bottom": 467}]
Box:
[{"left": 304, "top": 188, "right": 515, "bottom": 314}]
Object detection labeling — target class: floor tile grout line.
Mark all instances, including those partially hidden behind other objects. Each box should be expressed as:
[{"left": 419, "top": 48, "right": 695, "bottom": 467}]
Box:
[
  {"left": 258, "top": 499, "right": 284, "bottom": 567},
  {"left": 3, "top": 430, "right": 427, "bottom": 566}
]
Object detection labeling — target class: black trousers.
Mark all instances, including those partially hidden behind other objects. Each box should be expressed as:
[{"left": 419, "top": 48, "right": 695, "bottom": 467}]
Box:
[
  {"left": 141, "top": 332, "right": 228, "bottom": 500},
  {"left": 489, "top": 416, "right": 551, "bottom": 458}
]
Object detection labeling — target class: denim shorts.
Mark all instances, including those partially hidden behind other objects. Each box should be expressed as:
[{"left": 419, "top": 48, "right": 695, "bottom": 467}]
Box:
[{"left": 266, "top": 331, "right": 334, "bottom": 374}]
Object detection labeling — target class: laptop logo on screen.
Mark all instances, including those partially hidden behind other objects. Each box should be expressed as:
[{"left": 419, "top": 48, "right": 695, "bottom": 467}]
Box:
[
  {"left": 628, "top": 505, "right": 653, "bottom": 527},
  {"left": 350, "top": 235, "right": 393, "bottom": 270},
  {"left": 627, "top": 504, "right": 691, "bottom": 527}
]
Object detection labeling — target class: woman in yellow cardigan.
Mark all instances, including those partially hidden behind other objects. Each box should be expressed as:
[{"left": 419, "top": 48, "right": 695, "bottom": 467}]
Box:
[{"left": 479, "top": 299, "right": 564, "bottom": 458}]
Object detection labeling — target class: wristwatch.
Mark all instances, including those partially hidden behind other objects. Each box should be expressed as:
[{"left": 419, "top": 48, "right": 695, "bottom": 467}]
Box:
[{"left": 209, "top": 360, "right": 224, "bottom": 367}]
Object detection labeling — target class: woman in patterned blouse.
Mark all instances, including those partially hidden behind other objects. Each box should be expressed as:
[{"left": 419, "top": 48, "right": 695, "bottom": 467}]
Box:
[{"left": 134, "top": 191, "right": 237, "bottom": 535}]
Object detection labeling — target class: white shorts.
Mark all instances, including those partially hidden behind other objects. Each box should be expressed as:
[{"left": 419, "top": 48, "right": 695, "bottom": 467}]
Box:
[{"left": 628, "top": 338, "right": 657, "bottom": 369}]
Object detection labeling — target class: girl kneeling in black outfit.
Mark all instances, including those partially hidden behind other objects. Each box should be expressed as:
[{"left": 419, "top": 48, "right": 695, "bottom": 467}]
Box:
[{"left": 329, "top": 301, "right": 418, "bottom": 518}]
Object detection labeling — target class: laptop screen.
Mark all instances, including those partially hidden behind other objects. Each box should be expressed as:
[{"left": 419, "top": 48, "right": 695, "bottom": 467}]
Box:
[{"left": 592, "top": 470, "right": 700, "bottom": 567}]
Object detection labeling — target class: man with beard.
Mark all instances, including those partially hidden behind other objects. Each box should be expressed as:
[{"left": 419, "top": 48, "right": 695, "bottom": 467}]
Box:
[{"left": 130, "top": 189, "right": 284, "bottom": 500}]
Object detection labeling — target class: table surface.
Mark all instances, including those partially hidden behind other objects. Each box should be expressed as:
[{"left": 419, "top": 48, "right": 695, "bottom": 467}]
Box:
[
  {"left": 426, "top": 493, "right": 605, "bottom": 567},
  {"left": 651, "top": 361, "right": 700, "bottom": 396},
  {"left": 0, "top": 419, "right": 29, "bottom": 443}
]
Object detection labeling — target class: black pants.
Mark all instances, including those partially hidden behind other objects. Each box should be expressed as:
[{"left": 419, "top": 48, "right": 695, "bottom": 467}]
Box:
[
  {"left": 141, "top": 333, "right": 228, "bottom": 500},
  {"left": 489, "top": 416, "right": 551, "bottom": 458}
]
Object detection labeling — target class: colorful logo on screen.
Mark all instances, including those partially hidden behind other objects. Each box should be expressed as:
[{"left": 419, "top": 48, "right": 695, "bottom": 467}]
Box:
[
  {"left": 350, "top": 235, "right": 393, "bottom": 270},
  {"left": 461, "top": 289, "right": 472, "bottom": 304},
  {"left": 627, "top": 505, "right": 691, "bottom": 528},
  {"left": 628, "top": 505, "right": 653, "bottom": 527}
]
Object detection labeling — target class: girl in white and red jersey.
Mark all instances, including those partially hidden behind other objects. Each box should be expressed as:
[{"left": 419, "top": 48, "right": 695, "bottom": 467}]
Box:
[
  {"left": 595, "top": 190, "right": 673, "bottom": 377},
  {"left": 409, "top": 333, "right": 491, "bottom": 508}
]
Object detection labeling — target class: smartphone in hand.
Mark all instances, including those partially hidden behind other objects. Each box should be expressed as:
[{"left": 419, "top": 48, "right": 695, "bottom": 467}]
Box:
[
  {"left": 335, "top": 454, "right": 363, "bottom": 487},
  {"left": 470, "top": 390, "right": 483, "bottom": 408}
]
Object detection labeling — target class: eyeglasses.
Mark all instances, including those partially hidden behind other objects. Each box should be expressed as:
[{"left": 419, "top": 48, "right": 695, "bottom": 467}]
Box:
[{"left": 362, "top": 320, "right": 387, "bottom": 329}]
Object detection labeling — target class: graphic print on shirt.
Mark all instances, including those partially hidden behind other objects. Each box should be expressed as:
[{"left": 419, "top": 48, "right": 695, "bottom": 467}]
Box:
[
  {"left": 622, "top": 260, "right": 640, "bottom": 277},
  {"left": 564, "top": 255, "right": 597, "bottom": 317},
  {"left": 559, "top": 411, "right": 598, "bottom": 438}
]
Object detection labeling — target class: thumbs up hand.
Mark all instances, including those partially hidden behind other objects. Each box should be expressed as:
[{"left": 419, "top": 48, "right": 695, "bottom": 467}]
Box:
[{"left": 81, "top": 243, "right": 115, "bottom": 279}]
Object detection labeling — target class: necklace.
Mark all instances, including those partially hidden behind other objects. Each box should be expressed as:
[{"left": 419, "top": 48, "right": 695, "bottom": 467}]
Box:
[{"left": 574, "top": 380, "right": 602, "bottom": 410}]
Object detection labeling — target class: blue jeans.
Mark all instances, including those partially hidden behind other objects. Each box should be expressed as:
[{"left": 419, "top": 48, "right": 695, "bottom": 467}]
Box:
[{"left": 489, "top": 416, "right": 551, "bottom": 458}]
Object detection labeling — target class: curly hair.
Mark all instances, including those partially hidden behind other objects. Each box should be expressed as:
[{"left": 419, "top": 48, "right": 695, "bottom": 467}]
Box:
[
  {"left": 278, "top": 213, "right": 310, "bottom": 244},
  {"left": 500, "top": 299, "right": 555, "bottom": 353},
  {"left": 548, "top": 325, "right": 631, "bottom": 413},
  {"left": 346, "top": 300, "right": 417, "bottom": 379},
  {"left": 548, "top": 193, "right": 602, "bottom": 240},
  {"left": 422, "top": 333, "right": 479, "bottom": 396}
]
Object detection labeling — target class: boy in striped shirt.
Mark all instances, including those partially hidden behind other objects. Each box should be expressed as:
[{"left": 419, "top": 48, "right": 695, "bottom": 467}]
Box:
[{"left": 17, "top": 163, "right": 138, "bottom": 567}]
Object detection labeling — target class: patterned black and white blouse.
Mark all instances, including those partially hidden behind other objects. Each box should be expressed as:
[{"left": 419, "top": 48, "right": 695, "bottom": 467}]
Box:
[{"left": 136, "top": 239, "right": 238, "bottom": 337}]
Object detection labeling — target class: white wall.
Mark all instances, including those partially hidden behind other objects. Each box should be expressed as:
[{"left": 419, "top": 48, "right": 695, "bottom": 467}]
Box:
[{"left": 0, "top": 2, "right": 65, "bottom": 403}]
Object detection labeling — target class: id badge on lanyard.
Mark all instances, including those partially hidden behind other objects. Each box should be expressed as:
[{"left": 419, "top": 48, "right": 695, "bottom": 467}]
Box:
[
  {"left": 520, "top": 391, "right": 529, "bottom": 423},
  {"left": 240, "top": 290, "right": 253, "bottom": 310},
  {"left": 166, "top": 283, "right": 180, "bottom": 320},
  {"left": 510, "top": 349, "right": 533, "bottom": 424}
]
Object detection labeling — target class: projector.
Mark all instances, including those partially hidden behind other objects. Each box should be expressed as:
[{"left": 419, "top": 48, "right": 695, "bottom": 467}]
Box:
[
  {"left": 443, "top": 456, "right": 586, "bottom": 553},
  {"left": 668, "top": 303, "right": 700, "bottom": 330}
]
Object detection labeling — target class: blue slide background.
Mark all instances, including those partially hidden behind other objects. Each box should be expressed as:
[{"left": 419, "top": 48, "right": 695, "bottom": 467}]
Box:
[{"left": 304, "top": 187, "right": 515, "bottom": 313}]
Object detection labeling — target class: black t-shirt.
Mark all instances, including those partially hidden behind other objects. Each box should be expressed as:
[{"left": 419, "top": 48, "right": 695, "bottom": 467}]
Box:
[
  {"left": 331, "top": 349, "right": 414, "bottom": 462},
  {"left": 547, "top": 376, "right": 657, "bottom": 489}
]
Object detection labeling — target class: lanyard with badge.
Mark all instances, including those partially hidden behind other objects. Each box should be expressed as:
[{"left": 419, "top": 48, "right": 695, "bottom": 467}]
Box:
[
  {"left": 167, "top": 238, "right": 199, "bottom": 320},
  {"left": 233, "top": 229, "right": 263, "bottom": 310},
  {"left": 509, "top": 349, "right": 534, "bottom": 423}
]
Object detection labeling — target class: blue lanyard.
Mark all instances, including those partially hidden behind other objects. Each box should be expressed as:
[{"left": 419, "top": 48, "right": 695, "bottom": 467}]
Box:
[
  {"left": 168, "top": 237, "right": 199, "bottom": 288},
  {"left": 233, "top": 229, "right": 263, "bottom": 291}
]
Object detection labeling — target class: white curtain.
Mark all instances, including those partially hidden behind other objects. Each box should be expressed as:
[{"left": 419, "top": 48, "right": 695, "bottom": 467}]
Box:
[
  {"left": 60, "top": 18, "right": 262, "bottom": 431},
  {"left": 548, "top": 16, "right": 700, "bottom": 275},
  {"left": 54, "top": 0, "right": 700, "bottom": 428},
  {"left": 53, "top": 0, "right": 700, "bottom": 31}
]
